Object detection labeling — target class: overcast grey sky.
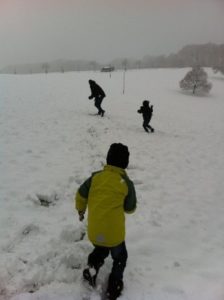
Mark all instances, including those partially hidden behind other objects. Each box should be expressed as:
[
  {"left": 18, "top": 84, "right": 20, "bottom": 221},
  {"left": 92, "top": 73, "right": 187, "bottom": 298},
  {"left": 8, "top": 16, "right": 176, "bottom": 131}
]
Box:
[{"left": 0, "top": 0, "right": 223, "bottom": 68}]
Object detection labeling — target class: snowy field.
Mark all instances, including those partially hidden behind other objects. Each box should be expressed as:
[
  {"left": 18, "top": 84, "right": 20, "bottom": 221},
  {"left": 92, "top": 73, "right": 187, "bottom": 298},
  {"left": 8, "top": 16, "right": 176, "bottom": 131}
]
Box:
[{"left": 0, "top": 68, "right": 224, "bottom": 300}]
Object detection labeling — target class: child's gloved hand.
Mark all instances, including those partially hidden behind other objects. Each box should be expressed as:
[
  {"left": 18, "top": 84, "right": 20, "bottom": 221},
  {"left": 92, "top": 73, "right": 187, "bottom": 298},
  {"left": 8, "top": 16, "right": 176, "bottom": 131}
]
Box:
[{"left": 78, "top": 211, "right": 85, "bottom": 221}]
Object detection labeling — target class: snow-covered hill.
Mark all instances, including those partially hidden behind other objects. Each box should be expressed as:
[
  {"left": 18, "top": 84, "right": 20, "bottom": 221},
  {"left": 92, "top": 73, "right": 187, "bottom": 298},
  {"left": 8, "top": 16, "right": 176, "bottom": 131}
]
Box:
[{"left": 0, "top": 69, "right": 224, "bottom": 300}]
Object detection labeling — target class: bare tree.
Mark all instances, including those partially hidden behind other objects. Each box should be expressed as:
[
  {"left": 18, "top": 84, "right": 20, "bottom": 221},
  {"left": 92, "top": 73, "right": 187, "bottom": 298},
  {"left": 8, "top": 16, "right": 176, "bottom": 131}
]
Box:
[
  {"left": 42, "top": 63, "right": 50, "bottom": 74},
  {"left": 122, "top": 59, "right": 128, "bottom": 71},
  {"left": 90, "top": 61, "right": 97, "bottom": 71},
  {"left": 179, "top": 66, "right": 212, "bottom": 95},
  {"left": 136, "top": 60, "right": 142, "bottom": 69}
]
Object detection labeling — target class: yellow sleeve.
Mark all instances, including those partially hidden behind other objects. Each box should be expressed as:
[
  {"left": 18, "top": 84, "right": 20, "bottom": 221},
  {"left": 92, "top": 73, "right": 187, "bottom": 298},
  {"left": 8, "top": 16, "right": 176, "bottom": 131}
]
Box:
[{"left": 75, "top": 191, "right": 87, "bottom": 212}]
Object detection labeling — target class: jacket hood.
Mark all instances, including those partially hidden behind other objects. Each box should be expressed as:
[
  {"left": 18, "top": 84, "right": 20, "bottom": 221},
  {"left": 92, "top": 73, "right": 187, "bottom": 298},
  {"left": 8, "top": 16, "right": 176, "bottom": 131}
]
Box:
[
  {"left": 143, "top": 100, "right": 150, "bottom": 107},
  {"left": 89, "top": 79, "right": 95, "bottom": 85}
]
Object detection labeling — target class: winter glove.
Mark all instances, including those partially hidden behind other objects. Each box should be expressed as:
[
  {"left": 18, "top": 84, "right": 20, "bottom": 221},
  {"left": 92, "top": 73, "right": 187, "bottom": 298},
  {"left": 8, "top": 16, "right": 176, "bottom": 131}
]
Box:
[{"left": 78, "top": 211, "right": 85, "bottom": 221}]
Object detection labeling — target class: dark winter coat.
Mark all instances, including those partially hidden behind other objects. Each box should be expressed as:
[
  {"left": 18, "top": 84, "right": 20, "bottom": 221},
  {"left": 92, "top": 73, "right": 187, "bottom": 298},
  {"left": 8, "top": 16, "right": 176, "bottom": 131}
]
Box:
[
  {"left": 89, "top": 80, "right": 106, "bottom": 99},
  {"left": 138, "top": 102, "right": 153, "bottom": 121}
]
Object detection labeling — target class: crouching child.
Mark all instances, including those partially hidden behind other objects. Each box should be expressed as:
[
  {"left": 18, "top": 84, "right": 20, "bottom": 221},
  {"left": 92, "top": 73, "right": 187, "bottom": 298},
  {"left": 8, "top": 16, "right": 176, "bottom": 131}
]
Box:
[
  {"left": 75, "top": 143, "right": 137, "bottom": 300},
  {"left": 137, "top": 100, "right": 154, "bottom": 133}
]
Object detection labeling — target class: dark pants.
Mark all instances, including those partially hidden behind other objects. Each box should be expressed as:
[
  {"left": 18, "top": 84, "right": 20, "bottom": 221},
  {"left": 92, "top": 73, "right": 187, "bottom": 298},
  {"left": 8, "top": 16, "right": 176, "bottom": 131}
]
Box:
[
  {"left": 87, "top": 242, "right": 128, "bottom": 281},
  {"left": 143, "top": 118, "right": 154, "bottom": 132},
  {"left": 94, "top": 96, "right": 104, "bottom": 114}
]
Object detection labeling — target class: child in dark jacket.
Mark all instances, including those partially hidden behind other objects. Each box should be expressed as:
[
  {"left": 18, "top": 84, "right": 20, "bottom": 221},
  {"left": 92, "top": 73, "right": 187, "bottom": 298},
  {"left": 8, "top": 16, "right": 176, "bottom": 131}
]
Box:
[
  {"left": 88, "top": 79, "right": 106, "bottom": 116},
  {"left": 75, "top": 143, "right": 137, "bottom": 300},
  {"left": 137, "top": 100, "right": 154, "bottom": 133}
]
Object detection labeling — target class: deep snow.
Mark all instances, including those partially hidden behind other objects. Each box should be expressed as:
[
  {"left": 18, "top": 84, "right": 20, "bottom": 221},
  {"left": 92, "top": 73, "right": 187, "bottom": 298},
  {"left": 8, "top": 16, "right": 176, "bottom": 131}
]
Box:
[{"left": 0, "top": 69, "right": 224, "bottom": 300}]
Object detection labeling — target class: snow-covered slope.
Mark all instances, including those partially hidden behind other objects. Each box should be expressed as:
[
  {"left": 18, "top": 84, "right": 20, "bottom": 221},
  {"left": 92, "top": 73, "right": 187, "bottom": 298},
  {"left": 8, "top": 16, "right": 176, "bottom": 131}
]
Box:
[{"left": 0, "top": 69, "right": 224, "bottom": 300}]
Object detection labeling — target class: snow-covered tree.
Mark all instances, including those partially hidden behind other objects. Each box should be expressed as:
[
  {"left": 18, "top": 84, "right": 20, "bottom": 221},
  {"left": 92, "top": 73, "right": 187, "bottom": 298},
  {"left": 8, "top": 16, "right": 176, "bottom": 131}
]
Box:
[
  {"left": 179, "top": 66, "right": 212, "bottom": 94},
  {"left": 213, "top": 66, "right": 224, "bottom": 75}
]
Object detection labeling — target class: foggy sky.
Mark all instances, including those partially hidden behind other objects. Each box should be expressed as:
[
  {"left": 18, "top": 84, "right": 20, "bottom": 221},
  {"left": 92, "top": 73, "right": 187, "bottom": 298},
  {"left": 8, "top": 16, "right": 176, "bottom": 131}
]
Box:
[{"left": 0, "top": 0, "right": 224, "bottom": 68}]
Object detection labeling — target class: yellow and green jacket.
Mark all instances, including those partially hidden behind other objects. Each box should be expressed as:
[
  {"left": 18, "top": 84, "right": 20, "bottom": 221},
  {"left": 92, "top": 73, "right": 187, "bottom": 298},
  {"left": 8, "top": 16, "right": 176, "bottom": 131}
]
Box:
[{"left": 75, "top": 165, "right": 137, "bottom": 247}]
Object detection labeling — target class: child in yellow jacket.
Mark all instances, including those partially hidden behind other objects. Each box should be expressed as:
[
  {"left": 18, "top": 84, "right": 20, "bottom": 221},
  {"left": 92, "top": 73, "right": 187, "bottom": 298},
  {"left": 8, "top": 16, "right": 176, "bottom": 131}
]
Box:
[{"left": 75, "top": 143, "right": 137, "bottom": 299}]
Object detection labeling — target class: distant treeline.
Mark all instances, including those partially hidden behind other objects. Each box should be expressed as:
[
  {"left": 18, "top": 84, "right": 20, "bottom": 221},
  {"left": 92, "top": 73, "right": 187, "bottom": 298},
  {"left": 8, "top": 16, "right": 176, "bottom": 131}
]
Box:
[{"left": 1, "top": 43, "right": 224, "bottom": 74}]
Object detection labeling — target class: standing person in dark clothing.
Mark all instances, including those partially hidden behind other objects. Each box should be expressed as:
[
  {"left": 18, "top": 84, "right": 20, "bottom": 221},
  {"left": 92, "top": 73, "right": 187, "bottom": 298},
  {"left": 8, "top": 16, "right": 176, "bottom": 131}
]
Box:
[
  {"left": 75, "top": 143, "right": 137, "bottom": 300},
  {"left": 88, "top": 80, "right": 106, "bottom": 117},
  {"left": 137, "top": 100, "right": 154, "bottom": 133}
]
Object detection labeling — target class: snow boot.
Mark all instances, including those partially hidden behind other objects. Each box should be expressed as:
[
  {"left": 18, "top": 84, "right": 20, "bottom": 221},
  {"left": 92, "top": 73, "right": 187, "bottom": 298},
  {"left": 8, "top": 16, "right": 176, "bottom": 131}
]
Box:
[
  {"left": 101, "top": 110, "right": 105, "bottom": 117},
  {"left": 83, "top": 267, "right": 97, "bottom": 287},
  {"left": 106, "top": 275, "right": 123, "bottom": 300}
]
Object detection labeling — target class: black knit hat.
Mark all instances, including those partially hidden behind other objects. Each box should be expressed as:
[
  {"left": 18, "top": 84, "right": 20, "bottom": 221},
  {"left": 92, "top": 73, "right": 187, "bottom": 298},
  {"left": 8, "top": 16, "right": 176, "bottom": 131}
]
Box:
[{"left": 106, "top": 143, "right": 129, "bottom": 169}]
